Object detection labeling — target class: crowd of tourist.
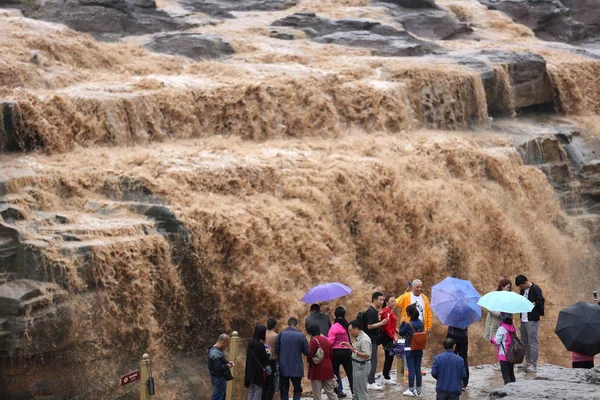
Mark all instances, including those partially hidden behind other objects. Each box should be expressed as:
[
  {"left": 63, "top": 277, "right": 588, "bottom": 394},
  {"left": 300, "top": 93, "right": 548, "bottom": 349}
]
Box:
[{"left": 208, "top": 275, "right": 598, "bottom": 400}]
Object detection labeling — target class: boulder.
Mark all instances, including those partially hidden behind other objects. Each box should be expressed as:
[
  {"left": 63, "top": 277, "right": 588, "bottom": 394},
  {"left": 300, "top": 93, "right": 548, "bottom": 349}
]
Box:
[
  {"left": 477, "top": 0, "right": 590, "bottom": 42},
  {"left": 271, "top": 13, "right": 440, "bottom": 56},
  {"left": 489, "top": 365, "right": 600, "bottom": 399},
  {"left": 144, "top": 33, "right": 234, "bottom": 60},
  {"left": 374, "top": 0, "right": 472, "bottom": 40},
  {"left": 14, "top": 0, "right": 195, "bottom": 40},
  {"left": 180, "top": 0, "right": 297, "bottom": 18},
  {"left": 452, "top": 51, "right": 554, "bottom": 113}
]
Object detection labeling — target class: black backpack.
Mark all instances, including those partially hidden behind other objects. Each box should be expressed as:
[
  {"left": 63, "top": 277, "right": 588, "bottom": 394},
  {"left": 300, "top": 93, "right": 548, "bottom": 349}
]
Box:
[{"left": 356, "top": 310, "right": 369, "bottom": 332}]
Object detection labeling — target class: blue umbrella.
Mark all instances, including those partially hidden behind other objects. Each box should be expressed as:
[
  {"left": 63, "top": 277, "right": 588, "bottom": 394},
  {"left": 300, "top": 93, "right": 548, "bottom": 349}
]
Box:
[
  {"left": 431, "top": 277, "right": 482, "bottom": 329},
  {"left": 477, "top": 291, "right": 534, "bottom": 313},
  {"left": 301, "top": 282, "right": 352, "bottom": 303}
]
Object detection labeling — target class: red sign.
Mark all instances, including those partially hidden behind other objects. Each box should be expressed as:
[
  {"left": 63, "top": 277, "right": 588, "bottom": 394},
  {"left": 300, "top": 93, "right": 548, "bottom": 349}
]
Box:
[{"left": 120, "top": 370, "right": 141, "bottom": 386}]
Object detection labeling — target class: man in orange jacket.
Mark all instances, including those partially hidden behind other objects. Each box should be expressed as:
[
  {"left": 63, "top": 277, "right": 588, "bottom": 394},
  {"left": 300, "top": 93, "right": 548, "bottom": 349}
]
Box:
[{"left": 396, "top": 279, "right": 433, "bottom": 336}]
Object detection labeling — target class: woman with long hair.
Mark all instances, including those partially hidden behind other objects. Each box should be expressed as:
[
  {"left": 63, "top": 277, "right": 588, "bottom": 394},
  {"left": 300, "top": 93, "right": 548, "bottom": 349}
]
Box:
[
  {"left": 327, "top": 307, "right": 353, "bottom": 397},
  {"left": 483, "top": 279, "right": 512, "bottom": 341},
  {"left": 399, "top": 304, "right": 424, "bottom": 397},
  {"left": 245, "top": 325, "right": 270, "bottom": 400},
  {"left": 380, "top": 295, "right": 399, "bottom": 385}
]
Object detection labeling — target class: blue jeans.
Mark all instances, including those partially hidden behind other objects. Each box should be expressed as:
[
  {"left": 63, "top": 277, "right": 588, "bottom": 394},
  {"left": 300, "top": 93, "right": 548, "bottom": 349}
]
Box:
[
  {"left": 211, "top": 375, "right": 227, "bottom": 400},
  {"left": 405, "top": 350, "right": 423, "bottom": 390}
]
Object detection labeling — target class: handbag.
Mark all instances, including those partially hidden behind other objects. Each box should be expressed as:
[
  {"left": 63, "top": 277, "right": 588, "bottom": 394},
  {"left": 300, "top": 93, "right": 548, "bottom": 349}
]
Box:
[
  {"left": 311, "top": 337, "right": 325, "bottom": 364},
  {"left": 252, "top": 349, "right": 272, "bottom": 381}
]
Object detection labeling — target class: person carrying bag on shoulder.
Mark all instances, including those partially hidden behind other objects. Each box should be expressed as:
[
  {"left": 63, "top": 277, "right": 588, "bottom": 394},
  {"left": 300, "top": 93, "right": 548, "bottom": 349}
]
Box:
[{"left": 399, "top": 305, "right": 425, "bottom": 397}]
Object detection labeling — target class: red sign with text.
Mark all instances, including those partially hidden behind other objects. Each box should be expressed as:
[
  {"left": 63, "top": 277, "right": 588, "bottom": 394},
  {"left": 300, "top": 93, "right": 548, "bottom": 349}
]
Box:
[{"left": 120, "top": 370, "right": 141, "bottom": 386}]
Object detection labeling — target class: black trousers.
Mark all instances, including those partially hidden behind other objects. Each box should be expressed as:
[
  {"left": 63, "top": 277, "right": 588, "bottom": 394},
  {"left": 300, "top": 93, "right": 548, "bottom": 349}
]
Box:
[
  {"left": 332, "top": 348, "right": 354, "bottom": 393},
  {"left": 573, "top": 361, "right": 594, "bottom": 369},
  {"left": 500, "top": 361, "right": 516, "bottom": 384},
  {"left": 379, "top": 334, "right": 395, "bottom": 380},
  {"left": 280, "top": 376, "right": 302, "bottom": 400},
  {"left": 261, "top": 360, "right": 277, "bottom": 400},
  {"left": 446, "top": 332, "right": 469, "bottom": 387}
]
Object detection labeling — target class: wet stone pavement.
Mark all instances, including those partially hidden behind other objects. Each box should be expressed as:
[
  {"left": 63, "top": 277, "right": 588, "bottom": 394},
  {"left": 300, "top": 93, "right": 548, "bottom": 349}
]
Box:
[{"left": 303, "top": 364, "right": 600, "bottom": 400}]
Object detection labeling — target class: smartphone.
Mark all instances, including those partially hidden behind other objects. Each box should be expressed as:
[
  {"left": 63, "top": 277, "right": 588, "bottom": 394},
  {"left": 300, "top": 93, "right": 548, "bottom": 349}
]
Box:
[{"left": 594, "top": 291, "right": 598, "bottom": 301}]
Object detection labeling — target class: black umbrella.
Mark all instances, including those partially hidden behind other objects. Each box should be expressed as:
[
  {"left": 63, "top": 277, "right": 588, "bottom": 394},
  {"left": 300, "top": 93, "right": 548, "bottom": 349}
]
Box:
[{"left": 555, "top": 301, "right": 600, "bottom": 357}]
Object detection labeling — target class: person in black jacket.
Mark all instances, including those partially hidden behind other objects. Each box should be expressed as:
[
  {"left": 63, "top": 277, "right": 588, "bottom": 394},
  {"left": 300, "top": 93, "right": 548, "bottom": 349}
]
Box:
[
  {"left": 209, "top": 334, "right": 233, "bottom": 400},
  {"left": 446, "top": 326, "right": 469, "bottom": 390},
  {"left": 515, "top": 275, "right": 545, "bottom": 373},
  {"left": 245, "top": 325, "right": 271, "bottom": 400}
]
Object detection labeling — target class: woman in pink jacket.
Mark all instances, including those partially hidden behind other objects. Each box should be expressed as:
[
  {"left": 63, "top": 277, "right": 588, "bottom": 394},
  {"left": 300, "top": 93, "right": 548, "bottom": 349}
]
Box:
[
  {"left": 491, "top": 313, "right": 517, "bottom": 384},
  {"left": 328, "top": 307, "right": 353, "bottom": 397}
]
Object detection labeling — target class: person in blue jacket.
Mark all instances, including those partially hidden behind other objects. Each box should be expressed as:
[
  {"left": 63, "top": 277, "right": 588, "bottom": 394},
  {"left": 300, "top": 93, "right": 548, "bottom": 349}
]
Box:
[
  {"left": 275, "top": 317, "right": 310, "bottom": 400},
  {"left": 431, "top": 338, "right": 467, "bottom": 400}
]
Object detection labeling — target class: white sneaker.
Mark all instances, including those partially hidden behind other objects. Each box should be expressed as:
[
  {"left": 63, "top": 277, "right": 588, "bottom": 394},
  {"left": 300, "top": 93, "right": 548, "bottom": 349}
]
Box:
[
  {"left": 367, "top": 383, "right": 383, "bottom": 391},
  {"left": 402, "top": 389, "right": 415, "bottom": 397},
  {"left": 383, "top": 378, "right": 396, "bottom": 385}
]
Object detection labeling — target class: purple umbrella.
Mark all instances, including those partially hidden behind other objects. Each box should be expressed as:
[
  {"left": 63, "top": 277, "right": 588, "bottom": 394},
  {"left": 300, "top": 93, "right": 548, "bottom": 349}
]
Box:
[{"left": 301, "top": 282, "right": 352, "bottom": 303}]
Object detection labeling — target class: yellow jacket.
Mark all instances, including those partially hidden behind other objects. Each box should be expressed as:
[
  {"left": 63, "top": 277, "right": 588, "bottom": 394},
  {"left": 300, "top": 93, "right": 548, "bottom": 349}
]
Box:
[{"left": 396, "top": 292, "right": 433, "bottom": 332}]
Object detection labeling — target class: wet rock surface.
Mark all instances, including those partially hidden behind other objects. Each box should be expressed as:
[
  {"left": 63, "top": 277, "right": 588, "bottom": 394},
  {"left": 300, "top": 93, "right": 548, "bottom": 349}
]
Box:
[
  {"left": 1, "top": 0, "right": 195, "bottom": 40},
  {"left": 144, "top": 33, "right": 234, "bottom": 60},
  {"left": 180, "top": 0, "right": 297, "bottom": 18},
  {"left": 375, "top": 0, "right": 472, "bottom": 40},
  {"left": 271, "top": 13, "right": 441, "bottom": 56},
  {"left": 477, "top": 0, "right": 598, "bottom": 43},
  {"left": 489, "top": 365, "right": 600, "bottom": 399}
]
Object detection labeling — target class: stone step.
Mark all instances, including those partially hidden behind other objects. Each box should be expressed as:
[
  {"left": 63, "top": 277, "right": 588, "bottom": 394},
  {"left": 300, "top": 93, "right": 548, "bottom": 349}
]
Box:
[{"left": 0, "top": 279, "right": 67, "bottom": 317}]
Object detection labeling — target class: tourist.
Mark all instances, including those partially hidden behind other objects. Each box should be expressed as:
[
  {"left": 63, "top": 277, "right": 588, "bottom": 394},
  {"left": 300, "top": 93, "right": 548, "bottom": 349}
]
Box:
[
  {"left": 491, "top": 313, "right": 517, "bottom": 384},
  {"left": 515, "top": 275, "right": 545, "bottom": 373},
  {"left": 364, "top": 291, "right": 388, "bottom": 390},
  {"left": 399, "top": 304, "right": 424, "bottom": 397},
  {"left": 571, "top": 352, "right": 595, "bottom": 369},
  {"left": 431, "top": 338, "right": 466, "bottom": 400},
  {"left": 307, "top": 324, "right": 338, "bottom": 400},
  {"left": 208, "top": 334, "right": 233, "bottom": 400},
  {"left": 484, "top": 278, "right": 512, "bottom": 371},
  {"left": 380, "top": 295, "right": 399, "bottom": 385},
  {"left": 245, "top": 325, "right": 271, "bottom": 400},
  {"left": 484, "top": 279, "right": 512, "bottom": 340},
  {"left": 262, "top": 317, "right": 279, "bottom": 400},
  {"left": 343, "top": 320, "right": 372, "bottom": 400},
  {"left": 306, "top": 303, "right": 332, "bottom": 336},
  {"left": 328, "top": 306, "right": 353, "bottom": 398},
  {"left": 396, "top": 279, "right": 433, "bottom": 337},
  {"left": 445, "top": 326, "right": 468, "bottom": 390},
  {"left": 275, "top": 317, "right": 310, "bottom": 400}
]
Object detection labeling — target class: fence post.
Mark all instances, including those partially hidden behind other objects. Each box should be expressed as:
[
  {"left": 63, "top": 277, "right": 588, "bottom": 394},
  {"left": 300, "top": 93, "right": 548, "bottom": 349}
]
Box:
[
  {"left": 226, "top": 331, "right": 240, "bottom": 400},
  {"left": 140, "top": 353, "right": 150, "bottom": 400},
  {"left": 396, "top": 356, "right": 404, "bottom": 384}
]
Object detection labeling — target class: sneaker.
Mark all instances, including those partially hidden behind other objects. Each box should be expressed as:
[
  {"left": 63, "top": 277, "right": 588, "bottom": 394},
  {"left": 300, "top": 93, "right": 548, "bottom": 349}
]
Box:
[
  {"left": 402, "top": 389, "right": 415, "bottom": 397},
  {"left": 492, "top": 363, "right": 501, "bottom": 371},
  {"left": 338, "top": 392, "right": 347, "bottom": 398},
  {"left": 367, "top": 383, "right": 383, "bottom": 391},
  {"left": 383, "top": 378, "right": 396, "bottom": 385},
  {"left": 415, "top": 389, "right": 422, "bottom": 397},
  {"left": 517, "top": 363, "right": 528, "bottom": 370},
  {"left": 524, "top": 364, "right": 537, "bottom": 373}
]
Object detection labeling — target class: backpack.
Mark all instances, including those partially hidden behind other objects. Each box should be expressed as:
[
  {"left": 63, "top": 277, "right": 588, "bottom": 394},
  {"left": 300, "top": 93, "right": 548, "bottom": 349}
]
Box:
[
  {"left": 505, "top": 331, "right": 525, "bottom": 364},
  {"left": 408, "top": 322, "right": 427, "bottom": 351},
  {"left": 356, "top": 310, "right": 369, "bottom": 332}
]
